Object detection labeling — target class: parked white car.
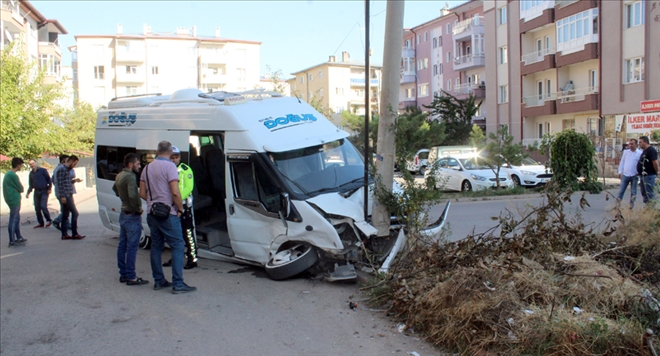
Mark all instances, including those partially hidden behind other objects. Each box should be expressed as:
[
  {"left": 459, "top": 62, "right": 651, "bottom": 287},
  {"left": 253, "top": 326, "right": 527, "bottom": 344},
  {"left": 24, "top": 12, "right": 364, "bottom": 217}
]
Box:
[
  {"left": 500, "top": 157, "right": 552, "bottom": 187},
  {"left": 406, "top": 149, "right": 430, "bottom": 175},
  {"left": 425, "top": 154, "right": 513, "bottom": 191}
]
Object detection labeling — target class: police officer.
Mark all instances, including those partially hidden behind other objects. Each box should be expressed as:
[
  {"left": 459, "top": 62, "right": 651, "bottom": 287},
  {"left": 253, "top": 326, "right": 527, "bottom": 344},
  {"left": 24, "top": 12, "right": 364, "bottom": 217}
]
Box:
[{"left": 163, "top": 146, "right": 198, "bottom": 269}]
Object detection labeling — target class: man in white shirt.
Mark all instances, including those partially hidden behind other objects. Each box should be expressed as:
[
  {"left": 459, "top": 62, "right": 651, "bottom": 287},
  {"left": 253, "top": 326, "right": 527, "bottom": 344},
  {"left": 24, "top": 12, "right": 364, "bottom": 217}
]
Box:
[{"left": 616, "top": 138, "right": 643, "bottom": 208}]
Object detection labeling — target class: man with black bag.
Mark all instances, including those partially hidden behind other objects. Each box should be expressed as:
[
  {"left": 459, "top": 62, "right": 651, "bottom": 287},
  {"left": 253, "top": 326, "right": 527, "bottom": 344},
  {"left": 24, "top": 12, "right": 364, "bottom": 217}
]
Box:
[{"left": 139, "top": 141, "right": 196, "bottom": 294}]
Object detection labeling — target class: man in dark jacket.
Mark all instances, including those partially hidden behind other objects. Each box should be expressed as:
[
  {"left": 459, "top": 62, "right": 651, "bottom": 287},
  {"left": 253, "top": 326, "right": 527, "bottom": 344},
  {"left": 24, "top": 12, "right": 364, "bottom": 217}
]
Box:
[{"left": 26, "top": 159, "right": 53, "bottom": 228}]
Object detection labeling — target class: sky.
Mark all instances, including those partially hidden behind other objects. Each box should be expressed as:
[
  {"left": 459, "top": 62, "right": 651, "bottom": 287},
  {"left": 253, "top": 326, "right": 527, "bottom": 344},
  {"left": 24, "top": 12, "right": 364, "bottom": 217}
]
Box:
[{"left": 32, "top": 0, "right": 465, "bottom": 78}]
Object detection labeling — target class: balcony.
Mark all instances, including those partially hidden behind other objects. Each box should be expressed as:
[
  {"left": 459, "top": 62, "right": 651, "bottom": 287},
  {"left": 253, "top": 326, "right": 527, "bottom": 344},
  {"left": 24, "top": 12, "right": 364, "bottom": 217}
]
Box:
[
  {"left": 454, "top": 83, "right": 485, "bottom": 99},
  {"left": 522, "top": 94, "right": 557, "bottom": 117},
  {"left": 521, "top": 48, "right": 556, "bottom": 75},
  {"left": 520, "top": 0, "right": 555, "bottom": 31},
  {"left": 401, "top": 47, "right": 414, "bottom": 59},
  {"left": 452, "top": 16, "right": 484, "bottom": 40},
  {"left": 200, "top": 52, "right": 227, "bottom": 65},
  {"left": 38, "top": 41, "right": 62, "bottom": 57},
  {"left": 555, "top": 87, "right": 599, "bottom": 114},
  {"left": 116, "top": 71, "right": 145, "bottom": 83},
  {"left": 453, "top": 53, "right": 485, "bottom": 71},
  {"left": 350, "top": 77, "right": 379, "bottom": 87},
  {"left": 556, "top": 42, "right": 598, "bottom": 67},
  {"left": 0, "top": 1, "right": 23, "bottom": 31},
  {"left": 522, "top": 138, "right": 542, "bottom": 147},
  {"left": 115, "top": 48, "right": 145, "bottom": 63},
  {"left": 201, "top": 73, "right": 227, "bottom": 84},
  {"left": 400, "top": 72, "right": 415, "bottom": 84}
]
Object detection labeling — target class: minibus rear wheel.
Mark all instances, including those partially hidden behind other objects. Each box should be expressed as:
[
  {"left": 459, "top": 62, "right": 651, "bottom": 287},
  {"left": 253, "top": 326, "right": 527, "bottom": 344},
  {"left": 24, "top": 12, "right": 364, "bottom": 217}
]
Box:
[
  {"left": 265, "top": 244, "right": 318, "bottom": 280},
  {"left": 140, "top": 235, "right": 152, "bottom": 249}
]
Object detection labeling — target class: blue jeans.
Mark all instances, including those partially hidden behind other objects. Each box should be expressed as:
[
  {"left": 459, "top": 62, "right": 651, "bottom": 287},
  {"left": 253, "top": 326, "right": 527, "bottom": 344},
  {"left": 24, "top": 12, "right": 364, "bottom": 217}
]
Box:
[
  {"left": 33, "top": 189, "right": 52, "bottom": 225},
  {"left": 117, "top": 213, "right": 143, "bottom": 280},
  {"left": 147, "top": 214, "right": 185, "bottom": 287},
  {"left": 60, "top": 195, "right": 79, "bottom": 236},
  {"left": 640, "top": 174, "right": 657, "bottom": 204},
  {"left": 616, "top": 175, "right": 639, "bottom": 208},
  {"left": 7, "top": 205, "right": 23, "bottom": 243}
]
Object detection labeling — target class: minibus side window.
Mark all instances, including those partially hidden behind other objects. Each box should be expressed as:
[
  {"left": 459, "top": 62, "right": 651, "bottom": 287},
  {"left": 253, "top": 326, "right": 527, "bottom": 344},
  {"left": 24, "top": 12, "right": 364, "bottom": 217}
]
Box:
[
  {"left": 232, "top": 162, "right": 258, "bottom": 201},
  {"left": 96, "top": 145, "right": 136, "bottom": 181}
]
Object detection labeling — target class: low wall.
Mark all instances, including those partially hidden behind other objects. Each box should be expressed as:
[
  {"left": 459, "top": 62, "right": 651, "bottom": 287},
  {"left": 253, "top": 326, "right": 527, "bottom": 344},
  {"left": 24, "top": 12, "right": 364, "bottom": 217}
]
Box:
[{"left": 0, "top": 167, "right": 89, "bottom": 214}]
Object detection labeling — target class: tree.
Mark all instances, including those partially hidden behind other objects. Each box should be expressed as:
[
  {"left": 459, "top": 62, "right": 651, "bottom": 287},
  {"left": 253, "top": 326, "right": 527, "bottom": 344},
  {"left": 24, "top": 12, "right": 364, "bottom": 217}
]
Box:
[
  {"left": 308, "top": 91, "right": 333, "bottom": 118},
  {"left": 341, "top": 110, "right": 378, "bottom": 155},
  {"left": 1, "top": 41, "right": 64, "bottom": 160},
  {"left": 424, "top": 91, "right": 482, "bottom": 145},
  {"left": 544, "top": 130, "right": 601, "bottom": 193},
  {"left": 265, "top": 65, "right": 287, "bottom": 95},
  {"left": 477, "top": 125, "right": 524, "bottom": 189},
  {"left": 469, "top": 123, "right": 486, "bottom": 148},
  {"left": 59, "top": 101, "right": 97, "bottom": 154},
  {"left": 651, "top": 130, "right": 660, "bottom": 143},
  {"left": 394, "top": 106, "right": 445, "bottom": 167}
]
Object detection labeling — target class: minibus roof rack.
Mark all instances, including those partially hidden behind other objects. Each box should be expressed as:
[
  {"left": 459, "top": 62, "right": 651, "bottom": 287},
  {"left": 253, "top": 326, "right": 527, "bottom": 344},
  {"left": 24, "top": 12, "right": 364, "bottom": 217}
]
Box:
[
  {"left": 110, "top": 92, "right": 163, "bottom": 101},
  {"left": 199, "top": 88, "right": 283, "bottom": 102}
]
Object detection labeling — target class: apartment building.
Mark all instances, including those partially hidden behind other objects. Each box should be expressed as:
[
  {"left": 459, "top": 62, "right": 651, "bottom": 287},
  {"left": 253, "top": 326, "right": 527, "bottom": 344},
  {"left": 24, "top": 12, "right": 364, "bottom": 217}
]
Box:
[
  {"left": 1, "top": 0, "right": 68, "bottom": 85},
  {"left": 601, "top": 0, "right": 659, "bottom": 140},
  {"left": 287, "top": 51, "right": 382, "bottom": 125},
  {"left": 400, "top": 1, "right": 487, "bottom": 127},
  {"left": 72, "top": 25, "right": 261, "bottom": 108}
]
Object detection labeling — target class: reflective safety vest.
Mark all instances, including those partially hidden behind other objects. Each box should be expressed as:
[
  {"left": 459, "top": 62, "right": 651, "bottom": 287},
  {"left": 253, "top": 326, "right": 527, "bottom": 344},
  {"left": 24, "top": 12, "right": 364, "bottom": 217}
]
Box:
[{"left": 178, "top": 162, "right": 194, "bottom": 201}]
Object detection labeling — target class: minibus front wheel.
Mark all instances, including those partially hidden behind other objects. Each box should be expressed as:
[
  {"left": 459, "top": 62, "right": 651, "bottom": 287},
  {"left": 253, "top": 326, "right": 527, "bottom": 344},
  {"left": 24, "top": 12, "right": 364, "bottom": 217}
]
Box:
[
  {"left": 139, "top": 235, "right": 152, "bottom": 249},
  {"left": 265, "top": 243, "right": 318, "bottom": 280}
]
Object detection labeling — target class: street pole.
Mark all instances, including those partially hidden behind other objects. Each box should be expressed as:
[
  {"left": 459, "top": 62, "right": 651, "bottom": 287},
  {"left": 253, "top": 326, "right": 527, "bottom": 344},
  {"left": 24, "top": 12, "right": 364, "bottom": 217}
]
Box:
[
  {"left": 364, "top": 0, "right": 370, "bottom": 222},
  {"left": 372, "top": 0, "right": 404, "bottom": 236}
]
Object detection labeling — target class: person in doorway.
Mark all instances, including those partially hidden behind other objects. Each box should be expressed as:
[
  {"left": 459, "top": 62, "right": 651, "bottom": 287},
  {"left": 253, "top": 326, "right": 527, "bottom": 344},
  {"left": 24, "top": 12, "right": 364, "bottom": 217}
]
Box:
[
  {"left": 3, "top": 158, "right": 27, "bottom": 247},
  {"left": 26, "top": 159, "right": 53, "bottom": 228},
  {"left": 616, "top": 139, "right": 643, "bottom": 208},
  {"left": 139, "top": 141, "right": 196, "bottom": 294},
  {"left": 54, "top": 155, "right": 85, "bottom": 240},
  {"left": 113, "top": 153, "right": 149, "bottom": 286},
  {"left": 637, "top": 136, "right": 659, "bottom": 205},
  {"left": 163, "top": 146, "right": 198, "bottom": 270}
]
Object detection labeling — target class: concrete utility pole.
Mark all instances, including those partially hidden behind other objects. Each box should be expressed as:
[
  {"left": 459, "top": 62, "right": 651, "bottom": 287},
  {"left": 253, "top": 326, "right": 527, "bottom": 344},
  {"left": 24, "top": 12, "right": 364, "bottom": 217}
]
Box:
[{"left": 372, "top": 0, "right": 404, "bottom": 236}]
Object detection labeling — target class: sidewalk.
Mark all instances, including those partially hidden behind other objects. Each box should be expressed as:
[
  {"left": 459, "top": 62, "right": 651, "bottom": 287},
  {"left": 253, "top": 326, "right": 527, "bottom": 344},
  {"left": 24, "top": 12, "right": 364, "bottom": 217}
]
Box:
[{"left": 0, "top": 187, "right": 97, "bottom": 228}]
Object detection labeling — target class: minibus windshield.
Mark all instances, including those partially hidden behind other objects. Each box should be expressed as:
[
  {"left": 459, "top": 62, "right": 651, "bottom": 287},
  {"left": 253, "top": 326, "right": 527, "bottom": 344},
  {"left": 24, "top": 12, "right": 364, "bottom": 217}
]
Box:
[{"left": 270, "top": 139, "right": 365, "bottom": 198}]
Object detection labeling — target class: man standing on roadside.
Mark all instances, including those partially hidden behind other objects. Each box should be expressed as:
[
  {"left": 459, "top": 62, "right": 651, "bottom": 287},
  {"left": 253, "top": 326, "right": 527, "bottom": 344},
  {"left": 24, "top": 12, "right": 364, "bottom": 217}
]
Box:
[
  {"left": 52, "top": 154, "right": 69, "bottom": 231},
  {"left": 54, "top": 155, "right": 85, "bottom": 240},
  {"left": 163, "top": 146, "right": 198, "bottom": 270},
  {"left": 26, "top": 159, "right": 53, "bottom": 228},
  {"left": 113, "top": 153, "right": 148, "bottom": 286},
  {"left": 616, "top": 139, "right": 643, "bottom": 208},
  {"left": 3, "top": 158, "right": 27, "bottom": 247},
  {"left": 139, "top": 141, "right": 196, "bottom": 294},
  {"left": 637, "top": 136, "right": 659, "bottom": 205}
]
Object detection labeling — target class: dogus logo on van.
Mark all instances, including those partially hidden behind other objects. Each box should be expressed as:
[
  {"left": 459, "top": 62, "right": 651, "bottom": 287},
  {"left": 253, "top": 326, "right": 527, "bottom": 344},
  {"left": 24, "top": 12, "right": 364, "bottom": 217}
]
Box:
[
  {"left": 262, "top": 114, "right": 317, "bottom": 131},
  {"left": 102, "top": 112, "right": 137, "bottom": 127}
]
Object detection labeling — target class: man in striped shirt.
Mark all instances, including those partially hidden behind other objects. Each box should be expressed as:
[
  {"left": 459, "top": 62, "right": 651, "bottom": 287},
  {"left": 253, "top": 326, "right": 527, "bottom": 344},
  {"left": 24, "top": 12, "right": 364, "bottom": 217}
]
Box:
[{"left": 54, "top": 155, "right": 85, "bottom": 240}]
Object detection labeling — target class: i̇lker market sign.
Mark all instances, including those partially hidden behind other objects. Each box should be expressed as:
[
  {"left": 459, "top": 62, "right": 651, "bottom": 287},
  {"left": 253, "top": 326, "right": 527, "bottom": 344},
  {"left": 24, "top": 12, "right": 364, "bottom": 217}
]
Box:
[{"left": 626, "top": 113, "right": 660, "bottom": 134}]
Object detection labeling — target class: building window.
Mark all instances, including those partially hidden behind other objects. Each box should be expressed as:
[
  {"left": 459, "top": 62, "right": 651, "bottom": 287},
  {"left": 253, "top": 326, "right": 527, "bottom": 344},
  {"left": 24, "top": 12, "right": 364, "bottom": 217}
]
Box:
[
  {"left": 546, "top": 79, "right": 552, "bottom": 98},
  {"left": 587, "top": 117, "right": 602, "bottom": 136},
  {"left": 562, "top": 119, "right": 575, "bottom": 131},
  {"left": 237, "top": 68, "right": 246, "bottom": 82},
  {"left": 418, "top": 83, "right": 428, "bottom": 97},
  {"left": 433, "top": 64, "right": 438, "bottom": 75},
  {"left": 151, "top": 66, "right": 159, "bottom": 75},
  {"left": 588, "top": 69, "right": 597, "bottom": 90},
  {"left": 406, "top": 87, "right": 415, "bottom": 99},
  {"left": 299, "top": 76, "right": 304, "bottom": 84},
  {"left": 94, "top": 65, "right": 105, "bottom": 79},
  {"left": 439, "top": 63, "right": 443, "bottom": 74},
  {"left": 557, "top": 8, "right": 598, "bottom": 44},
  {"left": 416, "top": 35, "right": 420, "bottom": 44},
  {"left": 626, "top": 1, "right": 645, "bottom": 28},
  {"left": 499, "top": 6, "right": 507, "bottom": 25},
  {"left": 126, "top": 65, "right": 137, "bottom": 74},
  {"left": 424, "top": 32, "right": 428, "bottom": 42},
  {"left": 336, "top": 87, "right": 344, "bottom": 95},
  {"left": 318, "top": 71, "right": 323, "bottom": 79},
  {"left": 125, "top": 86, "right": 137, "bottom": 96},
  {"left": 499, "top": 85, "right": 508, "bottom": 103},
  {"left": 39, "top": 54, "right": 60, "bottom": 76},
  {"left": 446, "top": 51, "right": 451, "bottom": 63},
  {"left": 446, "top": 23, "right": 450, "bottom": 34},
  {"left": 499, "top": 46, "right": 508, "bottom": 64},
  {"left": 308, "top": 73, "right": 313, "bottom": 82},
  {"left": 405, "top": 39, "right": 411, "bottom": 48},
  {"left": 433, "top": 37, "right": 438, "bottom": 48},
  {"left": 521, "top": 0, "right": 549, "bottom": 12},
  {"left": 438, "top": 36, "right": 443, "bottom": 46},
  {"left": 625, "top": 57, "right": 644, "bottom": 83},
  {"left": 446, "top": 80, "right": 452, "bottom": 91}
]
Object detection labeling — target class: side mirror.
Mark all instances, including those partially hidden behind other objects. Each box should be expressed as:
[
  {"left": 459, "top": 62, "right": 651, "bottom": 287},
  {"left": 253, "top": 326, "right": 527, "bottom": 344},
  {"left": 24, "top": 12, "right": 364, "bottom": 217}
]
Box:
[{"left": 280, "top": 192, "right": 291, "bottom": 218}]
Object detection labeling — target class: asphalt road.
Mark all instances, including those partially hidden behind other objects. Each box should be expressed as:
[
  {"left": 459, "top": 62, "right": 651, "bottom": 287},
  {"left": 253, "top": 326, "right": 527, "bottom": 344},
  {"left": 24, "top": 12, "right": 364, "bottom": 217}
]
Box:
[
  {"left": 428, "top": 188, "right": 628, "bottom": 242},
  {"left": 0, "top": 191, "right": 440, "bottom": 356}
]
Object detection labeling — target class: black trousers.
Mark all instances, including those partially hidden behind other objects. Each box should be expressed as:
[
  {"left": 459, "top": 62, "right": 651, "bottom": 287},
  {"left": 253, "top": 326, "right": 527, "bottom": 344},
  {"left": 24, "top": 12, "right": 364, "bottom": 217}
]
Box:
[{"left": 181, "top": 203, "right": 197, "bottom": 262}]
